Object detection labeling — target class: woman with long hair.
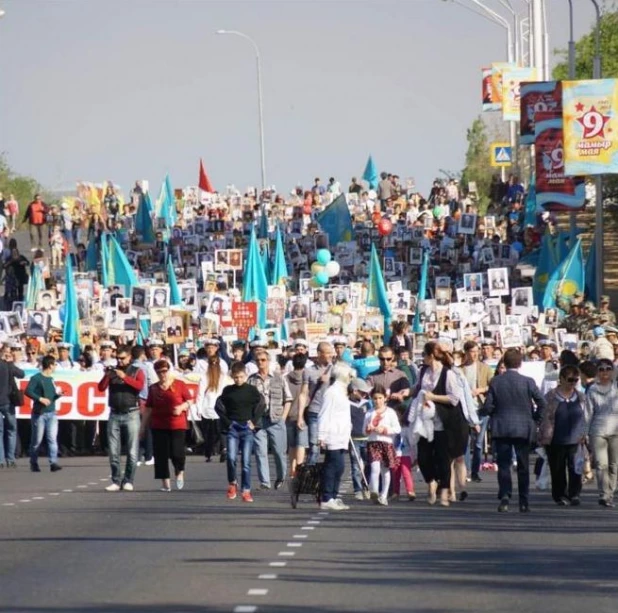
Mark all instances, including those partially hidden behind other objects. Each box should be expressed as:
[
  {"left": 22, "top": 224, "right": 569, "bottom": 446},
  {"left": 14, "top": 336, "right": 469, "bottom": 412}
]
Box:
[
  {"left": 195, "top": 354, "right": 231, "bottom": 462},
  {"left": 412, "top": 341, "right": 466, "bottom": 507}
]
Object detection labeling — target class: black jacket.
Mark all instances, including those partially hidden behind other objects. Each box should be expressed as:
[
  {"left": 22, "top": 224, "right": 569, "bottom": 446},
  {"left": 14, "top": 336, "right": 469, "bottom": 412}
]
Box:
[{"left": 0, "top": 361, "right": 26, "bottom": 407}]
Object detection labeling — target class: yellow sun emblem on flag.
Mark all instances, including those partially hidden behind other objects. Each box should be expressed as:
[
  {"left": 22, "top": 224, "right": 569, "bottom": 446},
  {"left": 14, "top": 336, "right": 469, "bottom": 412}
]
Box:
[{"left": 560, "top": 280, "right": 579, "bottom": 296}]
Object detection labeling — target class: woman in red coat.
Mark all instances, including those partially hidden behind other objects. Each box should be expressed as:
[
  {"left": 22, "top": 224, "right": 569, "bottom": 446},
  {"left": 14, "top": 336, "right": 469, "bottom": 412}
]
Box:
[{"left": 140, "top": 360, "right": 192, "bottom": 492}]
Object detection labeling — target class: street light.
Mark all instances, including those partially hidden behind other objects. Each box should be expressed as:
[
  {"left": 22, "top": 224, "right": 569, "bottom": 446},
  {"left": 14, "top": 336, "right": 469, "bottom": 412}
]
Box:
[{"left": 216, "top": 29, "right": 267, "bottom": 193}]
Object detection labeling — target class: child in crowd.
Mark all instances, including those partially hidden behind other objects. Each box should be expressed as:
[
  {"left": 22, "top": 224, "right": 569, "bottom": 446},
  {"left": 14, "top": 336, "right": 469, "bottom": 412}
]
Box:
[
  {"left": 50, "top": 225, "right": 65, "bottom": 269},
  {"left": 364, "top": 384, "right": 401, "bottom": 506},
  {"left": 391, "top": 409, "right": 416, "bottom": 501},
  {"left": 349, "top": 377, "right": 373, "bottom": 501}
]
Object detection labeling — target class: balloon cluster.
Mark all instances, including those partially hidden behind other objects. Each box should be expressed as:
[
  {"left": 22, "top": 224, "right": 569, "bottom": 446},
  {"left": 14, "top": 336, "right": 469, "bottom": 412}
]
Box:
[{"left": 310, "top": 249, "right": 340, "bottom": 287}]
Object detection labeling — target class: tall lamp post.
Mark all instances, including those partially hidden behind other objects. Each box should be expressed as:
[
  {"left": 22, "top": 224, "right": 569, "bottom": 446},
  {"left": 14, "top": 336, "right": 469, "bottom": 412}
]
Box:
[{"left": 216, "top": 30, "right": 267, "bottom": 193}]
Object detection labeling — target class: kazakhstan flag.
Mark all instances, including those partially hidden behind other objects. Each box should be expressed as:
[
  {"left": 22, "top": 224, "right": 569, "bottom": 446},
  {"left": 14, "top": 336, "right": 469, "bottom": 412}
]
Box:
[{"left": 316, "top": 194, "right": 354, "bottom": 246}]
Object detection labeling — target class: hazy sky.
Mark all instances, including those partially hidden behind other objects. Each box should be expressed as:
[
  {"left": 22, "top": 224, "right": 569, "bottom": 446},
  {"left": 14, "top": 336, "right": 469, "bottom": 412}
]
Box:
[{"left": 0, "top": 0, "right": 595, "bottom": 197}]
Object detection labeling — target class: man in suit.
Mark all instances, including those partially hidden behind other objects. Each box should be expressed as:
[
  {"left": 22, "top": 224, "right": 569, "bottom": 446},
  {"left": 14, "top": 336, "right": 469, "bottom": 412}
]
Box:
[
  {"left": 480, "top": 348, "right": 546, "bottom": 513},
  {"left": 462, "top": 341, "right": 494, "bottom": 483}
]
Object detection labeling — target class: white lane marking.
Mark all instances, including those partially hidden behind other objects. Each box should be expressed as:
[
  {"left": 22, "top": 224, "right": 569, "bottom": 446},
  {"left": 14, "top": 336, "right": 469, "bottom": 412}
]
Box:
[
  {"left": 269, "top": 562, "right": 286, "bottom": 567},
  {"left": 32, "top": 497, "right": 45, "bottom": 500},
  {"left": 317, "top": 511, "right": 328, "bottom": 516},
  {"left": 76, "top": 485, "right": 88, "bottom": 489},
  {"left": 3, "top": 503, "right": 15, "bottom": 507},
  {"left": 278, "top": 551, "right": 295, "bottom": 557},
  {"left": 19, "top": 499, "right": 31, "bottom": 503},
  {"left": 293, "top": 534, "right": 308, "bottom": 539},
  {"left": 99, "top": 478, "right": 108, "bottom": 482},
  {"left": 287, "top": 543, "right": 302, "bottom": 547},
  {"left": 62, "top": 489, "right": 73, "bottom": 493},
  {"left": 233, "top": 607, "right": 258, "bottom": 613},
  {"left": 307, "top": 520, "right": 320, "bottom": 525},
  {"left": 48, "top": 493, "right": 60, "bottom": 496},
  {"left": 247, "top": 589, "right": 268, "bottom": 596},
  {"left": 301, "top": 526, "right": 315, "bottom": 530},
  {"left": 258, "top": 574, "right": 277, "bottom": 580},
  {"left": 88, "top": 482, "right": 98, "bottom": 485}
]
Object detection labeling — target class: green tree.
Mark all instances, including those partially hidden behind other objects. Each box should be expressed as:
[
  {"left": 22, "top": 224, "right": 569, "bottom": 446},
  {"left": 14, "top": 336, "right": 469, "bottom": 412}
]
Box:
[
  {"left": 0, "top": 153, "right": 43, "bottom": 225},
  {"left": 461, "top": 117, "right": 494, "bottom": 214}
]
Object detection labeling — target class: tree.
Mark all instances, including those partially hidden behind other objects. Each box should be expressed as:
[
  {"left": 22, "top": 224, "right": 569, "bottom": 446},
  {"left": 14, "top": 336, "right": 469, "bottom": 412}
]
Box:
[
  {"left": 553, "top": 6, "right": 618, "bottom": 201},
  {"left": 461, "top": 117, "right": 494, "bottom": 214},
  {"left": 0, "top": 153, "right": 43, "bottom": 223}
]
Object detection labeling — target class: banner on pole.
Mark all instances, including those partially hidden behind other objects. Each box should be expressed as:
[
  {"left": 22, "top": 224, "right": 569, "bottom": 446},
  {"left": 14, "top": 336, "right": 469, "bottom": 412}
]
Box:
[
  {"left": 482, "top": 67, "right": 500, "bottom": 112},
  {"left": 502, "top": 67, "right": 538, "bottom": 122},
  {"left": 563, "top": 78, "right": 618, "bottom": 175},
  {"left": 535, "top": 112, "right": 585, "bottom": 211},
  {"left": 489, "top": 63, "right": 513, "bottom": 111},
  {"left": 520, "top": 81, "right": 562, "bottom": 145}
]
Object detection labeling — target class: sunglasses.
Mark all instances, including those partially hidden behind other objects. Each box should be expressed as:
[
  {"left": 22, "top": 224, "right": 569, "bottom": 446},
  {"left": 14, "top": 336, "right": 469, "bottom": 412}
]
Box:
[
  {"left": 598, "top": 366, "right": 614, "bottom": 372},
  {"left": 256, "top": 358, "right": 269, "bottom": 363},
  {"left": 565, "top": 377, "right": 580, "bottom": 384},
  {"left": 379, "top": 357, "right": 393, "bottom": 362}
]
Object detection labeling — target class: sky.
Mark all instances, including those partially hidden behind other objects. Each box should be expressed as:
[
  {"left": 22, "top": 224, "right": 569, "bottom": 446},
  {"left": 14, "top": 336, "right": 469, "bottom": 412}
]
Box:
[{"left": 0, "top": 0, "right": 595, "bottom": 198}]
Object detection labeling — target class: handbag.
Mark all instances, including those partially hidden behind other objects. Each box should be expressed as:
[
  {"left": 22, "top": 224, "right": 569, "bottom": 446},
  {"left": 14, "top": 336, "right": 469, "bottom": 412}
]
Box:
[{"left": 190, "top": 419, "right": 204, "bottom": 446}]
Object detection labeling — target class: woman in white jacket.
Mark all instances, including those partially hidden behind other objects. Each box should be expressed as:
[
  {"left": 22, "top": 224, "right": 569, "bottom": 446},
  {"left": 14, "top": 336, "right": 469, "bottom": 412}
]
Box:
[
  {"left": 318, "top": 362, "right": 354, "bottom": 511},
  {"left": 364, "top": 384, "right": 402, "bottom": 506},
  {"left": 195, "top": 355, "right": 232, "bottom": 462}
]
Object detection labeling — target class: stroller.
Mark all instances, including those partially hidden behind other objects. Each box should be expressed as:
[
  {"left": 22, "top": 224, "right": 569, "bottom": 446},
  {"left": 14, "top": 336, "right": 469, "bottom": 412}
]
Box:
[{"left": 289, "top": 462, "right": 324, "bottom": 508}]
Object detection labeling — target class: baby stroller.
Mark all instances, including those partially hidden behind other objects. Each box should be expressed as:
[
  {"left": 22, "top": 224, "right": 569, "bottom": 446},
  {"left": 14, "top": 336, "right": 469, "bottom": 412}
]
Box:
[{"left": 289, "top": 463, "right": 324, "bottom": 508}]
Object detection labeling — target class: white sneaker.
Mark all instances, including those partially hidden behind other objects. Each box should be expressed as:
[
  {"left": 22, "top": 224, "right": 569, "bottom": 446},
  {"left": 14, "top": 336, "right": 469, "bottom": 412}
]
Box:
[
  {"left": 354, "top": 491, "right": 364, "bottom": 501},
  {"left": 122, "top": 483, "right": 134, "bottom": 492},
  {"left": 320, "top": 499, "right": 343, "bottom": 511},
  {"left": 145, "top": 458, "right": 155, "bottom": 466},
  {"left": 136, "top": 461, "right": 143, "bottom": 467},
  {"left": 334, "top": 498, "right": 350, "bottom": 510},
  {"left": 377, "top": 495, "right": 389, "bottom": 506},
  {"left": 105, "top": 483, "right": 121, "bottom": 492}
]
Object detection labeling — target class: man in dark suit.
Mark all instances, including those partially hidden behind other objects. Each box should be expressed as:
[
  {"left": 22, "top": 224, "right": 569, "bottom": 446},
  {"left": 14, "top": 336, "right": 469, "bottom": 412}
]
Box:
[{"left": 481, "top": 348, "right": 546, "bottom": 513}]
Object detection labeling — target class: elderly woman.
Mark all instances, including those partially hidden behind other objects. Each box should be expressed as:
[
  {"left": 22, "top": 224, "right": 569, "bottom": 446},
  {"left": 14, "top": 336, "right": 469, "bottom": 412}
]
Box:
[
  {"left": 317, "top": 362, "right": 355, "bottom": 511},
  {"left": 539, "top": 365, "right": 590, "bottom": 506},
  {"left": 140, "top": 359, "right": 192, "bottom": 492},
  {"left": 586, "top": 358, "right": 618, "bottom": 507}
]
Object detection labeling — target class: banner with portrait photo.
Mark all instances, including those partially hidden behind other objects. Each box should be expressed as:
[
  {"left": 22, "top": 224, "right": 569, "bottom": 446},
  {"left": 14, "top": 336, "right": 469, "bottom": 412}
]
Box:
[
  {"left": 563, "top": 78, "right": 618, "bottom": 175},
  {"left": 535, "top": 112, "right": 585, "bottom": 211},
  {"left": 490, "top": 62, "right": 513, "bottom": 111},
  {"left": 482, "top": 66, "right": 500, "bottom": 112},
  {"left": 520, "top": 80, "right": 562, "bottom": 145}
]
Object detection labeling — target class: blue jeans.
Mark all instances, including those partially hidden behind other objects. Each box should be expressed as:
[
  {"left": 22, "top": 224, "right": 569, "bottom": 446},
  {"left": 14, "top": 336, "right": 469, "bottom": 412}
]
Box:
[
  {"left": 0, "top": 404, "right": 17, "bottom": 464},
  {"left": 349, "top": 439, "right": 368, "bottom": 493},
  {"left": 254, "top": 415, "right": 288, "bottom": 485},
  {"left": 227, "top": 422, "right": 255, "bottom": 491},
  {"left": 322, "top": 448, "right": 346, "bottom": 502},
  {"left": 469, "top": 415, "right": 489, "bottom": 476},
  {"left": 30, "top": 412, "right": 59, "bottom": 466},
  {"left": 307, "top": 412, "right": 320, "bottom": 465},
  {"left": 107, "top": 411, "right": 140, "bottom": 486}
]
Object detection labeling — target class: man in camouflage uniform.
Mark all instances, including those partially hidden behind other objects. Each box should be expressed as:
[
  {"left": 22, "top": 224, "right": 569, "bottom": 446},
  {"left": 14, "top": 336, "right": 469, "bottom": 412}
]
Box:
[{"left": 599, "top": 295, "right": 616, "bottom": 326}]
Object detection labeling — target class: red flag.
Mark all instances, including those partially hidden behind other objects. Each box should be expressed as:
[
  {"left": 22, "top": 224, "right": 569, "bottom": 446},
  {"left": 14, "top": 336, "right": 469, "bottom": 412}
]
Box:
[{"left": 199, "top": 159, "right": 215, "bottom": 193}]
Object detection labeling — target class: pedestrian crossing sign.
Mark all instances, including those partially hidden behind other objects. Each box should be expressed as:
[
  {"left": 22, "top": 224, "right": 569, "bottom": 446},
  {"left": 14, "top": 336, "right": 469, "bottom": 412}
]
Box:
[{"left": 490, "top": 142, "right": 513, "bottom": 167}]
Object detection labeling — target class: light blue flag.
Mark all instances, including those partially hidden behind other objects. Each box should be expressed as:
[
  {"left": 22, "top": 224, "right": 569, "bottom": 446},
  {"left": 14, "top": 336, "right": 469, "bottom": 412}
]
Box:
[
  {"left": 138, "top": 318, "right": 151, "bottom": 345},
  {"left": 362, "top": 154, "right": 378, "bottom": 190},
  {"left": 542, "top": 238, "right": 585, "bottom": 311},
  {"left": 366, "top": 243, "right": 392, "bottom": 343},
  {"left": 412, "top": 249, "right": 429, "bottom": 334},
  {"left": 532, "top": 232, "right": 557, "bottom": 307},
  {"left": 107, "top": 233, "right": 138, "bottom": 292},
  {"left": 25, "top": 263, "right": 43, "bottom": 310},
  {"left": 524, "top": 175, "right": 537, "bottom": 227},
  {"left": 136, "top": 192, "right": 156, "bottom": 243},
  {"left": 316, "top": 193, "right": 354, "bottom": 246},
  {"left": 62, "top": 256, "right": 81, "bottom": 360},
  {"left": 260, "top": 238, "right": 271, "bottom": 285},
  {"left": 167, "top": 256, "right": 182, "bottom": 306},
  {"left": 100, "top": 232, "right": 109, "bottom": 288},
  {"left": 86, "top": 233, "right": 98, "bottom": 272},
  {"left": 165, "top": 173, "right": 176, "bottom": 226},
  {"left": 271, "top": 225, "right": 289, "bottom": 286},
  {"left": 585, "top": 239, "right": 597, "bottom": 301},
  {"left": 242, "top": 228, "right": 268, "bottom": 329},
  {"left": 258, "top": 204, "right": 269, "bottom": 239}
]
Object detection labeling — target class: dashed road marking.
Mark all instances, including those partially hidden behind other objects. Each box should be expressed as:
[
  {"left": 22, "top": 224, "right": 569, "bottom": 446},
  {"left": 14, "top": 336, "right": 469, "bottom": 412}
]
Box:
[
  {"left": 48, "top": 493, "right": 60, "bottom": 496},
  {"left": 19, "top": 499, "right": 31, "bottom": 503},
  {"left": 32, "top": 497, "right": 45, "bottom": 500},
  {"left": 301, "top": 526, "right": 315, "bottom": 530},
  {"left": 269, "top": 561, "right": 286, "bottom": 567},
  {"left": 233, "top": 607, "right": 258, "bottom": 613},
  {"left": 2, "top": 503, "right": 15, "bottom": 507},
  {"left": 76, "top": 485, "right": 88, "bottom": 489},
  {"left": 287, "top": 543, "right": 302, "bottom": 547},
  {"left": 278, "top": 551, "right": 296, "bottom": 557},
  {"left": 247, "top": 589, "right": 268, "bottom": 596},
  {"left": 258, "top": 574, "right": 277, "bottom": 580},
  {"left": 62, "top": 489, "right": 73, "bottom": 493},
  {"left": 293, "top": 534, "right": 308, "bottom": 539},
  {"left": 307, "top": 520, "right": 320, "bottom": 525}
]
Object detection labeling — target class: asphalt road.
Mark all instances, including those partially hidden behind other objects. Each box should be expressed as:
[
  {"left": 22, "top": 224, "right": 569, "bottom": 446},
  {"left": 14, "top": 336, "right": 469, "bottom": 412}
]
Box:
[{"left": 1, "top": 455, "right": 617, "bottom": 613}]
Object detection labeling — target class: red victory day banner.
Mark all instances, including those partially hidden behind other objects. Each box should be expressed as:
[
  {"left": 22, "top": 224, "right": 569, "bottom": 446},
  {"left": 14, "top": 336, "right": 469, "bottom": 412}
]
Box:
[{"left": 520, "top": 81, "right": 562, "bottom": 145}]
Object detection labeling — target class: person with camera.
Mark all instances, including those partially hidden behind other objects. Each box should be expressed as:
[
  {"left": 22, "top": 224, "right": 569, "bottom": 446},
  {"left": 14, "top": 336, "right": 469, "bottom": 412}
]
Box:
[{"left": 97, "top": 345, "right": 145, "bottom": 492}]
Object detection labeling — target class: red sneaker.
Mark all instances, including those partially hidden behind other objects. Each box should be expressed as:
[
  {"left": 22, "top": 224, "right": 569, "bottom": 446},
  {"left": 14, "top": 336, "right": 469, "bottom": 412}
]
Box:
[
  {"left": 227, "top": 484, "right": 238, "bottom": 500},
  {"left": 241, "top": 490, "right": 254, "bottom": 503}
]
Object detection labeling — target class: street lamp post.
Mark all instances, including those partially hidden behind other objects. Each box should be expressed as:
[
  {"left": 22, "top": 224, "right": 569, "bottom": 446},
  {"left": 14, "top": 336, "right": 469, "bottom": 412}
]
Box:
[
  {"left": 216, "top": 30, "right": 267, "bottom": 193},
  {"left": 589, "top": 0, "right": 603, "bottom": 304}
]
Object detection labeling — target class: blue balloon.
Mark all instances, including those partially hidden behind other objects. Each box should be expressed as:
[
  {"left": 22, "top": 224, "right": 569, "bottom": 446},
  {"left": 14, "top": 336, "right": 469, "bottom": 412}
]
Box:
[
  {"left": 316, "top": 249, "right": 332, "bottom": 266},
  {"left": 512, "top": 241, "right": 524, "bottom": 253},
  {"left": 316, "top": 270, "right": 329, "bottom": 285}
]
